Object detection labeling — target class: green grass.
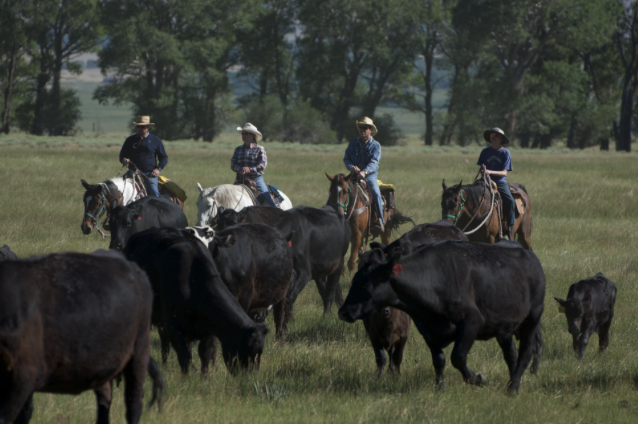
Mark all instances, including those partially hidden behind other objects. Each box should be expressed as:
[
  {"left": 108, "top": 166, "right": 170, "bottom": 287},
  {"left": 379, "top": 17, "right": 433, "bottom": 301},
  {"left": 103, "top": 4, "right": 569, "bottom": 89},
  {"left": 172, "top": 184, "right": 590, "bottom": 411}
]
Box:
[{"left": 1, "top": 138, "right": 638, "bottom": 423}]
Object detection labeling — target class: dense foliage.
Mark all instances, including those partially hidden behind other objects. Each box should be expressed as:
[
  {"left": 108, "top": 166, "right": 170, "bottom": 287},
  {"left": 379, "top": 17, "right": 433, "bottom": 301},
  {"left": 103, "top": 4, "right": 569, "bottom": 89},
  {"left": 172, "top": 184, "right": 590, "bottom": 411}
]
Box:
[{"left": 1, "top": 0, "right": 637, "bottom": 150}]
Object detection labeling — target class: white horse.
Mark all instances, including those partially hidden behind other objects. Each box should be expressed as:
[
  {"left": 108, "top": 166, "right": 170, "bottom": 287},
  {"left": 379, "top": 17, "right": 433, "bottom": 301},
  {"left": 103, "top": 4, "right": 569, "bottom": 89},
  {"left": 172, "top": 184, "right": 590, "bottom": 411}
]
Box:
[{"left": 195, "top": 183, "right": 293, "bottom": 226}]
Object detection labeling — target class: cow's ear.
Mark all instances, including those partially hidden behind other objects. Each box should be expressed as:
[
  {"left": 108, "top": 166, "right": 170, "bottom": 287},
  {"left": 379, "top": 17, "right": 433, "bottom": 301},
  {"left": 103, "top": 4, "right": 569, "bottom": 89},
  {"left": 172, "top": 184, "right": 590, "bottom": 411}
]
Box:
[
  {"left": 554, "top": 297, "right": 566, "bottom": 305},
  {"left": 442, "top": 179, "right": 447, "bottom": 190},
  {"left": 325, "top": 172, "right": 334, "bottom": 181},
  {"left": 205, "top": 227, "right": 215, "bottom": 238},
  {"left": 81, "top": 179, "right": 92, "bottom": 190},
  {"left": 185, "top": 228, "right": 196, "bottom": 236}
]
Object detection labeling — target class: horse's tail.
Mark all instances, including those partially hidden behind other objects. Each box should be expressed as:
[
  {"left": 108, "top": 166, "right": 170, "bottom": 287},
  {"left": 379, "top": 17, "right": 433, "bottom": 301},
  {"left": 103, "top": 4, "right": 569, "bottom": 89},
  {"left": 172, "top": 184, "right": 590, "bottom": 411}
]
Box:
[
  {"left": 516, "top": 183, "right": 528, "bottom": 194},
  {"left": 529, "top": 321, "right": 544, "bottom": 376},
  {"left": 387, "top": 210, "right": 415, "bottom": 234},
  {"left": 147, "top": 356, "right": 164, "bottom": 412}
]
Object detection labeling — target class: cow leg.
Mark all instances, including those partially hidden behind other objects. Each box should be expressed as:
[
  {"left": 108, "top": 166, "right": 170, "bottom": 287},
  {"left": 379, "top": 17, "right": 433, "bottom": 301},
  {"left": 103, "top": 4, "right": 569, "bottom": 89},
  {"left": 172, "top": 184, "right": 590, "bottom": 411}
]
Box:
[
  {"left": 371, "top": 338, "right": 388, "bottom": 378},
  {"left": 577, "top": 324, "right": 594, "bottom": 360},
  {"left": 496, "top": 335, "right": 517, "bottom": 379},
  {"left": 450, "top": 314, "right": 486, "bottom": 386},
  {"left": 390, "top": 336, "right": 408, "bottom": 376},
  {"left": 413, "top": 319, "right": 447, "bottom": 389},
  {"left": 198, "top": 336, "right": 218, "bottom": 374},
  {"left": 94, "top": 381, "right": 113, "bottom": 424},
  {"left": 166, "top": 321, "right": 193, "bottom": 374},
  {"left": 318, "top": 269, "right": 342, "bottom": 315},
  {"left": 122, "top": 347, "right": 150, "bottom": 424},
  {"left": 508, "top": 320, "right": 540, "bottom": 394},
  {"left": 283, "top": 269, "right": 310, "bottom": 330},
  {"left": 272, "top": 299, "right": 286, "bottom": 340},
  {"left": 598, "top": 319, "right": 612, "bottom": 353},
  {"left": 12, "top": 394, "right": 33, "bottom": 424},
  {"left": 0, "top": 372, "right": 36, "bottom": 424},
  {"left": 158, "top": 326, "right": 171, "bottom": 364}
]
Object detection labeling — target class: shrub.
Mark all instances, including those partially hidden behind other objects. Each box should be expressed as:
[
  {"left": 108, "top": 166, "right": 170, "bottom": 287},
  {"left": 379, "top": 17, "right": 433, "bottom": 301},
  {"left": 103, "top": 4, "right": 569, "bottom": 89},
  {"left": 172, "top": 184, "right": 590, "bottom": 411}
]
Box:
[{"left": 282, "top": 102, "right": 336, "bottom": 144}]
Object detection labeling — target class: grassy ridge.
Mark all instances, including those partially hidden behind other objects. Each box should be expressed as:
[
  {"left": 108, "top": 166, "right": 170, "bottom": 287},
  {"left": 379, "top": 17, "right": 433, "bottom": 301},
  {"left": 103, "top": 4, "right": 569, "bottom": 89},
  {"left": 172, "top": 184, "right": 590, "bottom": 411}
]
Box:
[{"left": 1, "top": 140, "right": 637, "bottom": 423}]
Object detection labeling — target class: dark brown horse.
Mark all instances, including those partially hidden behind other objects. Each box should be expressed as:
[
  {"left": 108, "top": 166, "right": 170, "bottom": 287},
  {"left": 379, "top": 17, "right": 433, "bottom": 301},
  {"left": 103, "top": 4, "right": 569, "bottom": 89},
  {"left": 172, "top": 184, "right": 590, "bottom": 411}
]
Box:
[
  {"left": 441, "top": 179, "right": 532, "bottom": 249},
  {"left": 326, "top": 172, "right": 413, "bottom": 272},
  {"left": 81, "top": 176, "right": 184, "bottom": 238}
]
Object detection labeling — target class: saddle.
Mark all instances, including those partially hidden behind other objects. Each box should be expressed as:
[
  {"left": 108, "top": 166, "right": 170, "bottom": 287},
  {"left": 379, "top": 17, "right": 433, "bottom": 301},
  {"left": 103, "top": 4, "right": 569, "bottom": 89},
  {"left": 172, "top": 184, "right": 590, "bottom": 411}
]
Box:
[
  {"left": 234, "top": 174, "right": 283, "bottom": 207},
  {"left": 350, "top": 175, "right": 395, "bottom": 231},
  {"left": 483, "top": 178, "right": 527, "bottom": 232}
]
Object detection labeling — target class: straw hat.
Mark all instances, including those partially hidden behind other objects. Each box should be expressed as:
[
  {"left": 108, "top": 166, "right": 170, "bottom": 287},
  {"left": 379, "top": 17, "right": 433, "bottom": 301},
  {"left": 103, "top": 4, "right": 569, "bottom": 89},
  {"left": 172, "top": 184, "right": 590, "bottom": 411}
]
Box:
[
  {"left": 133, "top": 116, "right": 154, "bottom": 126},
  {"left": 483, "top": 127, "right": 510, "bottom": 145},
  {"left": 237, "top": 122, "right": 263, "bottom": 142},
  {"left": 355, "top": 117, "right": 378, "bottom": 137}
]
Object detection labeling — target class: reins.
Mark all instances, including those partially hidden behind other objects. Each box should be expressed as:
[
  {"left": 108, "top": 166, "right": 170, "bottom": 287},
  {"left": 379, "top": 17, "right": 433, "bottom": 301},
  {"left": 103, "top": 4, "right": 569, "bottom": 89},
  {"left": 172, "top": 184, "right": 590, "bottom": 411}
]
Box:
[{"left": 458, "top": 173, "right": 495, "bottom": 236}]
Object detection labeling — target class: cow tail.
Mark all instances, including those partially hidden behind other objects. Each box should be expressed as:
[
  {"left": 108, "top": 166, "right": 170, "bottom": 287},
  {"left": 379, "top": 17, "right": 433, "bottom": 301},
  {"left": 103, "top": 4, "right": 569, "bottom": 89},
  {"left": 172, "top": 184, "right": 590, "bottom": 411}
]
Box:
[
  {"left": 529, "top": 322, "right": 544, "bottom": 376},
  {"left": 147, "top": 356, "right": 164, "bottom": 412},
  {"left": 387, "top": 210, "right": 415, "bottom": 234}
]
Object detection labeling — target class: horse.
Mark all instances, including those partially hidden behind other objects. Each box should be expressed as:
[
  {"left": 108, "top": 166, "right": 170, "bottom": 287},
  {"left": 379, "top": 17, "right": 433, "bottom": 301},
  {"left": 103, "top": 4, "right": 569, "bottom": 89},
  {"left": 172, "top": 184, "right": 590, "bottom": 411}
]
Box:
[
  {"left": 195, "top": 183, "right": 293, "bottom": 227},
  {"left": 441, "top": 178, "right": 532, "bottom": 249},
  {"left": 81, "top": 177, "right": 140, "bottom": 237},
  {"left": 326, "top": 172, "right": 414, "bottom": 272}
]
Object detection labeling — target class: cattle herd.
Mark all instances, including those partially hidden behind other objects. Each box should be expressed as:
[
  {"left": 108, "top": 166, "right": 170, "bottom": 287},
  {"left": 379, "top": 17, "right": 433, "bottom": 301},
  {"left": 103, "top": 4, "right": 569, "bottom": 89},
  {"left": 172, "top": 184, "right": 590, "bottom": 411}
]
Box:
[{"left": 0, "top": 181, "right": 618, "bottom": 423}]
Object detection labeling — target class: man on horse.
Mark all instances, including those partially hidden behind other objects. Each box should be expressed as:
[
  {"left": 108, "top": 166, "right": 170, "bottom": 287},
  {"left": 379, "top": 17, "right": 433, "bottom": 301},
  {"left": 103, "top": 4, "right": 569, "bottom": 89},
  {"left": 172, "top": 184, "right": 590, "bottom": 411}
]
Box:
[
  {"left": 231, "top": 123, "right": 277, "bottom": 207},
  {"left": 478, "top": 127, "right": 515, "bottom": 240},
  {"left": 119, "top": 115, "right": 167, "bottom": 197},
  {"left": 343, "top": 117, "right": 385, "bottom": 231}
]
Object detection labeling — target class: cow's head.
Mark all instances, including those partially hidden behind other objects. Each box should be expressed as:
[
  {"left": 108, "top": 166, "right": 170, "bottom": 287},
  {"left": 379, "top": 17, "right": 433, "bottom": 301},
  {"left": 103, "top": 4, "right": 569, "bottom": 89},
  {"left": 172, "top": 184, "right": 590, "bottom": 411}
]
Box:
[
  {"left": 441, "top": 179, "right": 464, "bottom": 222},
  {"left": 326, "top": 173, "right": 353, "bottom": 215},
  {"left": 554, "top": 296, "right": 586, "bottom": 335},
  {"left": 81, "top": 179, "right": 107, "bottom": 235},
  {"left": 195, "top": 183, "right": 218, "bottom": 226},
  {"left": 222, "top": 323, "right": 269, "bottom": 375},
  {"left": 339, "top": 248, "right": 402, "bottom": 323},
  {"left": 184, "top": 226, "right": 215, "bottom": 247},
  {"left": 215, "top": 207, "right": 242, "bottom": 231},
  {"left": 108, "top": 201, "right": 143, "bottom": 251}
]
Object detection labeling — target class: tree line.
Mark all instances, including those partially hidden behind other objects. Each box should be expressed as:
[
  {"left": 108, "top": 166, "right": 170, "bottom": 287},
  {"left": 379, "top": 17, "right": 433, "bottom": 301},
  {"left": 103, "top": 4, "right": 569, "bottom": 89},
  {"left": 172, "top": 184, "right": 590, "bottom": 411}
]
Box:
[{"left": 1, "top": 0, "right": 637, "bottom": 150}]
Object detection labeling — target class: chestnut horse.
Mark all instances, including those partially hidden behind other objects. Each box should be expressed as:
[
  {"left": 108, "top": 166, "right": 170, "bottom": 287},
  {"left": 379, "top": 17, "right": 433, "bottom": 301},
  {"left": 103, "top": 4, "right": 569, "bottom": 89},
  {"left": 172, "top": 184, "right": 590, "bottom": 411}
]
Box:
[
  {"left": 441, "top": 179, "right": 532, "bottom": 249},
  {"left": 326, "top": 172, "right": 413, "bottom": 272}
]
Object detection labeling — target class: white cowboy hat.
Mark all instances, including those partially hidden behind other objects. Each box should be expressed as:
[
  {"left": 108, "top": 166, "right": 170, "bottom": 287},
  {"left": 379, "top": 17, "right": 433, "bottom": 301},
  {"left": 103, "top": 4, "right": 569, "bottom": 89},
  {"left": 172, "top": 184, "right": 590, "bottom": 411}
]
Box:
[
  {"left": 133, "top": 115, "right": 154, "bottom": 126},
  {"left": 237, "top": 122, "right": 263, "bottom": 142},
  {"left": 355, "top": 117, "right": 378, "bottom": 137},
  {"left": 483, "top": 127, "right": 510, "bottom": 145}
]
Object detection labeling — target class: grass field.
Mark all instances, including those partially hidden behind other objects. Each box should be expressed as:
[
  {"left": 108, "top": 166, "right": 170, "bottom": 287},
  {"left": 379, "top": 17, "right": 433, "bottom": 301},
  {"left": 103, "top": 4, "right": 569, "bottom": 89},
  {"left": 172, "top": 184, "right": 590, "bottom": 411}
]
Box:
[{"left": 1, "top": 137, "right": 637, "bottom": 423}]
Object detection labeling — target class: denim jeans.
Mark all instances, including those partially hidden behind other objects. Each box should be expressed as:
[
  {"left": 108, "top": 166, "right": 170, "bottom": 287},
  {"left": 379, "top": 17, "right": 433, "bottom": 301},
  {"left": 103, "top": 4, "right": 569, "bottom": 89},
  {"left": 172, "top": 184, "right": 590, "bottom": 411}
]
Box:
[
  {"left": 125, "top": 171, "right": 160, "bottom": 197},
  {"left": 496, "top": 180, "right": 515, "bottom": 228},
  {"left": 365, "top": 173, "right": 384, "bottom": 224},
  {"left": 253, "top": 175, "right": 277, "bottom": 207}
]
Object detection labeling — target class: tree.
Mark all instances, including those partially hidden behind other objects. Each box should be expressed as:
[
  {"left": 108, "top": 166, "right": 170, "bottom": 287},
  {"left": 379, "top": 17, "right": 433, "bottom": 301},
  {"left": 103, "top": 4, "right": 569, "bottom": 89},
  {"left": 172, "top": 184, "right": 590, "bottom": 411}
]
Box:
[
  {"left": 25, "top": 0, "right": 102, "bottom": 135},
  {"left": 96, "top": 0, "right": 257, "bottom": 141},
  {"left": 614, "top": 0, "right": 638, "bottom": 152}
]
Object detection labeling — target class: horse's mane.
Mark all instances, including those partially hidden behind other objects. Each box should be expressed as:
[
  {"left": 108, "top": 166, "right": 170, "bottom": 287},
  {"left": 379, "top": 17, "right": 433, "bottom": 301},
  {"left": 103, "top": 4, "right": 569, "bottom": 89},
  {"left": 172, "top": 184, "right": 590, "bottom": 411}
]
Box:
[
  {"left": 462, "top": 181, "right": 489, "bottom": 208},
  {"left": 204, "top": 184, "right": 247, "bottom": 207}
]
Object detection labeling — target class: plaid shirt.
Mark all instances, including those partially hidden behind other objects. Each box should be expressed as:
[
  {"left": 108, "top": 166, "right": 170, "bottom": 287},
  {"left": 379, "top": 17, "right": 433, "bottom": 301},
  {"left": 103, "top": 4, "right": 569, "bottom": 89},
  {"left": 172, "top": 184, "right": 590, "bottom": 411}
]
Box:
[{"left": 230, "top": 143, "right": 267, "bottom": 176}]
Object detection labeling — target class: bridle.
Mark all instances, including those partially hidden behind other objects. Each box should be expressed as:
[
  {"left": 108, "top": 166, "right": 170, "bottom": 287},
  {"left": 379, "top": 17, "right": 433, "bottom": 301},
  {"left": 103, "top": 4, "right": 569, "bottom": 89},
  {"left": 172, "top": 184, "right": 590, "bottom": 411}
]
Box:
[
  {"left": 84, "top": 191, "right": 109, "bottom": 239},
  {"left": 445, "top": 190, "right": 466, "bottom": 224}
]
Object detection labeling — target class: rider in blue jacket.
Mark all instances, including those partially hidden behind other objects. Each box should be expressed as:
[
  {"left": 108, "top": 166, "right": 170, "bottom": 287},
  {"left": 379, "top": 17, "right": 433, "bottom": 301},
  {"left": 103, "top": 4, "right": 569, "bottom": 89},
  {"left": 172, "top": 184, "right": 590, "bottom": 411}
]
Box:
[{"left": 343, "top": 117, "right": 385, "bottom": 231}]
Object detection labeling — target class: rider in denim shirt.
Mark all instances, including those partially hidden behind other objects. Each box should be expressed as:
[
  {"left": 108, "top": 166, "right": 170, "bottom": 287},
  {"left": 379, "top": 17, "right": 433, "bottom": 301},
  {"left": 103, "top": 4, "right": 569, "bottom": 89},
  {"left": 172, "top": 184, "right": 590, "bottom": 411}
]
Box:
[{"left": 343, "top": 117, "right": 385, "bottom": 230}]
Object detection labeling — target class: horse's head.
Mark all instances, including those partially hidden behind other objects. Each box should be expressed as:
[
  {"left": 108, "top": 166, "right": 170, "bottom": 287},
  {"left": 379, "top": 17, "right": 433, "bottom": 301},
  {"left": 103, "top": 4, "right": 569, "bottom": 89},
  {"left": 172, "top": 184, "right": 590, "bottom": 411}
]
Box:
[
  {"left": 326, "top": 172, "right": 353, "bottom": 215},
  {"left": 441, "top": 179, "right": 464, "bottom": 222},
  {"left": 195, "top": 183, "right": 218, "bottom": 226},
  {"left": 81, "top": 179, "right": 108, "bottom": 235}
]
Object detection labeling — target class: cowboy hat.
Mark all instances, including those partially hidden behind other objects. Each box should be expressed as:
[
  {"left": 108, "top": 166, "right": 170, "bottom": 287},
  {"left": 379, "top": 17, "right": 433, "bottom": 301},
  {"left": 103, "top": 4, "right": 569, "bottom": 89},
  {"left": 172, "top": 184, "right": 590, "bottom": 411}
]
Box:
[
  {"left": 133, "top": 116, "right": 154, "bottom": 126},
  {"left": 483, "top": 127, "right": 510, "bottom": 145},
  {"left": 237, "top": 122, "right": 263, "bottom": 142},
  {"left": 355, "top": 117, "right": 378, "bottom": 137}
]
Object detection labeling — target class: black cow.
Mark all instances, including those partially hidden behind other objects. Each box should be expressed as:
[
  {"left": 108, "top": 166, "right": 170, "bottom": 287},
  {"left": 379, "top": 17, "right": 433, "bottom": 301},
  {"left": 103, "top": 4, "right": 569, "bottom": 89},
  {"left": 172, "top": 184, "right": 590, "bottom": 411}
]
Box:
[
  {"left": 109, "top": 195, "right": 188, "bottom": 250},
  {"left": 215, "top": 206, "right": 284, "bottom": 230},
  {"left": 209, "top": 223, "right": 293, "bottom": 337},
  {"left": 554, "top": 273, "right": 617, "bottom": 359},
  {"left": 0, "top": 250, "right": 161, "bottom": 424},
  {"left": 0, "top": 245, "right": 17, "bottom": 261},
  {"left": 339, "top": 241, "right": 545, "bottom": 393},
  {"left": 275, "top": 206, "right": 351, "bottom": 325},
  {"left": 358, "top": 220, "right": 468, "bottom": 377},
  {"left": 123, "top": 227, "right": 268, "bottom": 375}
]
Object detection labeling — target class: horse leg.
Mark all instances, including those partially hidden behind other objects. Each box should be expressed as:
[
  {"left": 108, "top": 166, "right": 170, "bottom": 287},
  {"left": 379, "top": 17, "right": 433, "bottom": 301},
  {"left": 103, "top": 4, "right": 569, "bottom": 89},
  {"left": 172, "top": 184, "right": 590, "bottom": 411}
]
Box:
[
  {"left": 348, "top": 223, "right": 363, "bottom": 272},
  {"left": 517, "top": 214, "right": 532, "bottom": 250},
  {"left": 381, "top": 210, "right": 392, "bottom": 245}
]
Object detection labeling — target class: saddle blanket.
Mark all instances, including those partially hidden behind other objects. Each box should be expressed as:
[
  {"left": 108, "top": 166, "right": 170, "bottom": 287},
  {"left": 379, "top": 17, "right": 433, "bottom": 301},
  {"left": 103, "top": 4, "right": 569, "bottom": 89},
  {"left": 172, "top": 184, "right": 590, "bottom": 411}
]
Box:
[
  {"left": 377, "top": 180, "right": 395, "bottom": 191},
  {"left": 158, "top": 176, "right": 187, "bottom": 202}
]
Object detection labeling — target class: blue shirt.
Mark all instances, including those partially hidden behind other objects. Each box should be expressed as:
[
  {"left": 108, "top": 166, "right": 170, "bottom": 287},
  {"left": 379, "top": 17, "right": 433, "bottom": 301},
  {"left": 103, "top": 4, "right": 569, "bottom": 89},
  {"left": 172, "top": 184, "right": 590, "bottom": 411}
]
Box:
[
  {"left": 343, "top": 136, "right": 381, "bottom": 175},
  {"left": 477, "top": 146, "right": 512, "bottom": 182},
  {"left": 119, "top": 133, "right": 168, "bottom": 173}
]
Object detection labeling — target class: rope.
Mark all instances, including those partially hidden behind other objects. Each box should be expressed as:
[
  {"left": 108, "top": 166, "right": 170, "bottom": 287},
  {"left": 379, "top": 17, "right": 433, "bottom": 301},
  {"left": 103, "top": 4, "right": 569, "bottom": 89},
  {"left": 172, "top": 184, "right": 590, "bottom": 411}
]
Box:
[{"left": 462, "top": 173, "right": 495, "bottom": 236}]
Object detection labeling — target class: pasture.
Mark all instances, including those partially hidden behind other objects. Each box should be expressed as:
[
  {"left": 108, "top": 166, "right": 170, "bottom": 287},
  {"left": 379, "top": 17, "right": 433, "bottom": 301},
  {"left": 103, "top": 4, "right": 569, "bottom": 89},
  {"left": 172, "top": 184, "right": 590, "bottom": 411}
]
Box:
[{"left": 1, "top": 136, "right": 637, "bottom": 423}]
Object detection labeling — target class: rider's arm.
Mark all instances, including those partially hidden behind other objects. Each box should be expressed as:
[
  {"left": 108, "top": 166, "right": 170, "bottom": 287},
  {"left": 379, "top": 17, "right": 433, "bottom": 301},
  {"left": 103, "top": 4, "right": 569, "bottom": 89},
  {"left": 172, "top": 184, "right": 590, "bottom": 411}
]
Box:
[
  {"left": 483, "top": 168, "right": 508, "bottom": 177},
  {"left": 156, "top": 139, "right": 168, "bottom": 171},
  {"left": 230, "top": 147, "right": 243, "bottom": 172},
  {"left": 362, "top": 142, "right": 381, "bottom": 175},
  {"left": 119, "top": 138, "right": 130, "bottom": 164},
  {"left": 343, "top": 140, "right": 356, "bottom": 171},
  {"left": 251, "top": 146, "right": 267, "bottom": 174}
]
